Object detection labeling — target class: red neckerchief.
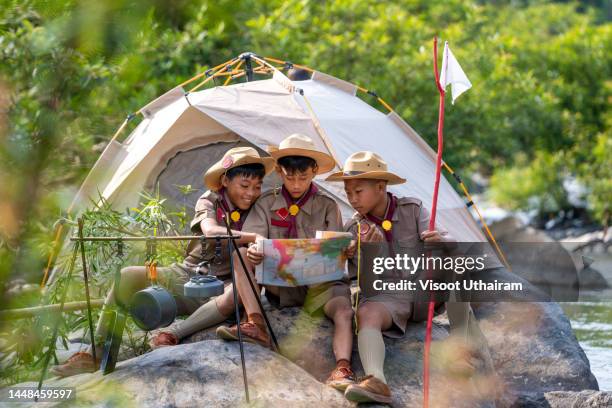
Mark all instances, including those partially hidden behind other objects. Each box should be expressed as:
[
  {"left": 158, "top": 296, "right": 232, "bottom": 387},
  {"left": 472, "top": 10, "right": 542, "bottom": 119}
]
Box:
[
  {"left": 365, "top": 193, "right": 397, "bottom": 243},
  {"left": 271, "top": 183, "right": 318, "bottom": 238},
  {"left": 215, "top": 188, "right": 245, "bottom": 231}
]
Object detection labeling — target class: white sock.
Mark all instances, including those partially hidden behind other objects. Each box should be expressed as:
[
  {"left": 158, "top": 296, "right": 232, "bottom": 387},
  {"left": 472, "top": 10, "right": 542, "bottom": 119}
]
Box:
[
  {"left": 358, "top": 327, "right": 387, "bottom": 383},
  {"left": 171, "top": 300, "right": 227, "bottom": 339}
]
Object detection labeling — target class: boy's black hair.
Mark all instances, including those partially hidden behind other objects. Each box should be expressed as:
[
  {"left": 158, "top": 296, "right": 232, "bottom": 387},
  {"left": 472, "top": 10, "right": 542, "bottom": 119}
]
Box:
[
  {"left": 277, "top": 155, "right": 317, "bottom": 174},
  {"left": 225, "top": 163, "right": 266, "bottom": 180}
]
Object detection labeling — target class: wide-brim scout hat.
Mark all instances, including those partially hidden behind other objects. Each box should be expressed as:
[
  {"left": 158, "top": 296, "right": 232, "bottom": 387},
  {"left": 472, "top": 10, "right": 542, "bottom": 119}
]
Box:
[
  {"left": 325, "top": 151, "right": 406, "bottom": 185},
  {"left": 269, "top": 133, "right": 336, "bottom": 174},
  {"left": 204, "top": 146, "right": 275, "bottom": 190}
]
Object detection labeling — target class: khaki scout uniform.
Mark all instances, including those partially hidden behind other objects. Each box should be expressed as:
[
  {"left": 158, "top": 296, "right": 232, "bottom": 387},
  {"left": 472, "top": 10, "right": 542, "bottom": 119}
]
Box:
[
  {"left": 183, "top": 189, "right": 243, "bottom": 278},
  {"left": 345, "top": 196, "right": 438, "bottom": 338},
  {"left": 329, "top": 151, "right": 495, "bottom": 379},
  {"left": 97, "top": 145, "right": 275, "bottom": 335},
  {"left": 242, "top": 185, "right": 351, "bottom": 311},
  {"left": 346, "top": 197, "right": 494, "bottom": 350}
]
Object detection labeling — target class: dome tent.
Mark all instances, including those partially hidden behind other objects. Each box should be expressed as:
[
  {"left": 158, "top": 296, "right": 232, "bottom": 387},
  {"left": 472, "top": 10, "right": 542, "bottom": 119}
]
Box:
[{"left": 43, "top": 52, "right": 503, "bottom": 285}]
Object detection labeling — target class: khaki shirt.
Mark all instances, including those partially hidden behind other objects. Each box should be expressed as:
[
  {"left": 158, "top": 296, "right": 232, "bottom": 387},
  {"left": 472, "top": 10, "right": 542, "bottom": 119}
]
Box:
[
  {"left": 242, "top": 184, "right": 343, "bottom": 238},
  {"left": 242, "top": 183, "right": 343, "bottom": 307},
  {"left": 183, "top": 190, "right": 246, "bottom": 277},
  {"left": 346, "top": 196, "right": 430, "bottom": 298}
]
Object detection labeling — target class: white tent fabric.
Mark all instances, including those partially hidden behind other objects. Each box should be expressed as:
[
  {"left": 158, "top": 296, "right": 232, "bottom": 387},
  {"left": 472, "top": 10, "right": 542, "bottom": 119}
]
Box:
[{"left": 71, "top": 67, "right": 488, "bottom": 247}]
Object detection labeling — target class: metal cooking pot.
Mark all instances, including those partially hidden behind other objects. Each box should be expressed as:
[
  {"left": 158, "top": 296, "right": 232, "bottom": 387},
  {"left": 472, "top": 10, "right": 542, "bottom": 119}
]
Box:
[
  {"left": 129, "top": 261, "right": 177, "bottom": 331},
  {"left": 130, "top": 285, "right": 177, "bottom": 331}
]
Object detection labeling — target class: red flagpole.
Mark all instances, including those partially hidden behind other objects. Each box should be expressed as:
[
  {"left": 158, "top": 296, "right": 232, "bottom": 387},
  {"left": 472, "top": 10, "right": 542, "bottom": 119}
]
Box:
[{"left": 423, "top": 36, "right": 446, "bottom": 408}]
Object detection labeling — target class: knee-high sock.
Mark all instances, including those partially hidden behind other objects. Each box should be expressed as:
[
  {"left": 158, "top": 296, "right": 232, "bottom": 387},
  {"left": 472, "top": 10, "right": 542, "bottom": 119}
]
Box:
[
  {"left": 358, "top": 328, "right": 387, "bottom": 383},
  {"left": 170, "top": 300, "right": 228, "bottom": 339}
]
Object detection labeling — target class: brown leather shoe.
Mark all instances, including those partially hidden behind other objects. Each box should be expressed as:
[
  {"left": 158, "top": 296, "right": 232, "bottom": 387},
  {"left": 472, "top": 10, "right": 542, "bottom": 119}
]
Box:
[
  {"left": 149, "top": 331, "right": 178, "bottom": 350},
  {"left": 50, "top": 351, "right": 100, "bottom": 378},
  {"left": 326, "top": 366, "right": 356, "bottom": 391},
  {"left": 216, "top": 321, "right": 271, "bottom": 348},
  {"left": 344, "top": 375, "right": 392, "bottom": 404}
]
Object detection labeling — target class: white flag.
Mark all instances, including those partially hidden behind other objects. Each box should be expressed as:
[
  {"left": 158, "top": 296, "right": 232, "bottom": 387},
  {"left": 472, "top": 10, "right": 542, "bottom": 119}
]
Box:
[{"left": 439, "top": 41, "right": 472, "bottom": 104}]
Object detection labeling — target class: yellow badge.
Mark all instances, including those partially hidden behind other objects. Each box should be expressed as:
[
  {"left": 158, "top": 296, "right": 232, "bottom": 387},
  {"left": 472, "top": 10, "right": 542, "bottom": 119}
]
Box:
[
  {"left": 230, "top": 210, "right": 241, "bottom": 222},
  {"left": 381, "top": 220, "right": 392, "bottom": 231},
  {"left": 289, "top": 204, "right": 300, "bottom": 216}
]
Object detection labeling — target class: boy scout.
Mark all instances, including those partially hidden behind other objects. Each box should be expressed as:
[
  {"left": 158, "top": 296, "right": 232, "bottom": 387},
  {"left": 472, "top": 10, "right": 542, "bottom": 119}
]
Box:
[
  {"left": 216, "top": 134, "right": 357, "bottom": 390},
  {"left": 327, "top": 151, "right": 486, "bottom": 404},
  {"left": 51, "top": 147, "right": 274, "bottom": 377}
]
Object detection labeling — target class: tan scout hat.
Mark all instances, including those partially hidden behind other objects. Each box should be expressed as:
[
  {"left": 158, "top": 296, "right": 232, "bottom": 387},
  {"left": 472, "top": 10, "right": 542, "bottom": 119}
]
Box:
[
  {"left": 204, "top": 146, "right": 275, "bottom": 190},
  {"left": 269, "top": 133, "right": 336, "bottom": 174},
  {"left": 326, "top": 151, "right": 406, "bottom": 185}
]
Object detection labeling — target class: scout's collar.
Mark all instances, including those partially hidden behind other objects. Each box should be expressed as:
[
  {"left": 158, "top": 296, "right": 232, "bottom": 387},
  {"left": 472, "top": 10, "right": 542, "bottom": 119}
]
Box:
[
  {"left": 270, "top": 183, "right": 318, "bottom": 216},
  {"left": 216, "top": 188, "right": 245, "bottom": 230},
  {"left": 271, "top": 183, "right": 319, "bottom": 238},
  {"left": 365, "top": 193, "right": 398, "bottom": 242}
]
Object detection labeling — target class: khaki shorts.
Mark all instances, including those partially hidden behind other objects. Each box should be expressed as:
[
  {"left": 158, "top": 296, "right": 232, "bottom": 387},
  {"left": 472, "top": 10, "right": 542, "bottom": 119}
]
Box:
[{"left": 265, "top": 279, "right": 352, "bottom": 315}]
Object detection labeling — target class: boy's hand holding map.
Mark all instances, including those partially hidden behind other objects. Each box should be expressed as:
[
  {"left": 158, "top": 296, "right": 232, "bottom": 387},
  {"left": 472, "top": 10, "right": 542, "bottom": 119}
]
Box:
[
  {"left": 254, "top": 231, "right": 352, "bottom": 287},
  {"left": 246, "top": 234, "right": 267, "bottom": 265}
]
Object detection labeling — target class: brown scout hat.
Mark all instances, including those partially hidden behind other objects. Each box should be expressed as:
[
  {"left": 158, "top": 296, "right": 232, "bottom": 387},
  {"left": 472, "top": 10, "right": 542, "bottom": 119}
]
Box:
[
  {"left": 204, "top": 146, "right": 275, "bottom": 190},
  {"left": 325, "top": 151, "right": 406, "bottom": 185},
  {"left": 269, "top": 133, "right": 336, "bottom": 174}
]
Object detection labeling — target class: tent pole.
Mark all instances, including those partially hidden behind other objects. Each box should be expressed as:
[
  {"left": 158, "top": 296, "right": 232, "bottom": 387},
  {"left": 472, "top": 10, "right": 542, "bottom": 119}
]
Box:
[
  {"left": 224, "top": 59, "right": 245, "bottom": 86},
  {"left": 242, "top": 54, "right": 254, "bottom": 82},
  {"left": 178, "top": 58, "right": 237, "bottom": 88},
  {"left": 189, "top": 60, "right": 240, "bottom": 92}
]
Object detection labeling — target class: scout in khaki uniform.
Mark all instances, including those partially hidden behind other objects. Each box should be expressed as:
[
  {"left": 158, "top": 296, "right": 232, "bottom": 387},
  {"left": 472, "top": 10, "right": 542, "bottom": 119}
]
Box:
[
  {"left": 216, "top": 134, "right": 357, "bottom": 390},
  {"left": 327, "top": 151, "right": 491, "bottom": 404},
  {"left": 51, "top": 147, "right": 274, "bottom": 377}
]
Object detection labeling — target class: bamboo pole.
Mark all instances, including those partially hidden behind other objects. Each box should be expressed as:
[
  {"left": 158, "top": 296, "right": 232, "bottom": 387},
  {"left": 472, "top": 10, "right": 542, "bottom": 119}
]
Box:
[
  {"left": 69, "top": 235, "right": 241, "bottom": 242},
  {"left": 0, "top": 299, "right": 105, "bottom": 321}
]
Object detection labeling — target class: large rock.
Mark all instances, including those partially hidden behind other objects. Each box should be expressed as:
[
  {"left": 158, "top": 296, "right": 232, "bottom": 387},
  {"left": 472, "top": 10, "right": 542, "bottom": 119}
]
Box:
[
  {"left": 471, "top": 302, "right": 599, "bottom": 405},
  {"left": 4, "top": 340, "right": 352, "bottom": 407},
  {"left": 542, "top": 390, "right": 612, "bottom": 407},
  {"left": 183, "top": 299, "right": 599, "bottom": 407},
  {"left": 517, "top": 390, "right": 612, "bottom": 407},
  {"left": 5, "top": 299, "right": 600, "bottom": 407}
]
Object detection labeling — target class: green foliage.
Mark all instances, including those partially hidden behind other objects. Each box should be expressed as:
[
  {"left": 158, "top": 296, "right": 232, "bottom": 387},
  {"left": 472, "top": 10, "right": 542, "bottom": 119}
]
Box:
[
  {"left": 489, "top": 151, "right": 569, "bottom": 215},
  {"left": 0, "top": 190, "right": 187, "bottom": 386}
]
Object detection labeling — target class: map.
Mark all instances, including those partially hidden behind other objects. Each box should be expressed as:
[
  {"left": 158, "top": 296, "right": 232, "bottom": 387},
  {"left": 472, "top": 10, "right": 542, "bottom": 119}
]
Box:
[{"left": 255, "top": 236, "right": 351, "bottom": 287}]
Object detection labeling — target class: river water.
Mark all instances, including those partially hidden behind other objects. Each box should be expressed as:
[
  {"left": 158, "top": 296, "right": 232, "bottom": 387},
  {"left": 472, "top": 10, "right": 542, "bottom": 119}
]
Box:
[{"left": 560, "top": 253, "right": 612, "bottom": 391}]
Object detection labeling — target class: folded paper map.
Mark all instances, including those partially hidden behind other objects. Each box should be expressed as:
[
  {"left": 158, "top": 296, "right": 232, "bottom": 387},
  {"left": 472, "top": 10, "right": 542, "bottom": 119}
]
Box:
[{"left": 255, "top": 233, "right": 352, "bottom": 287}]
